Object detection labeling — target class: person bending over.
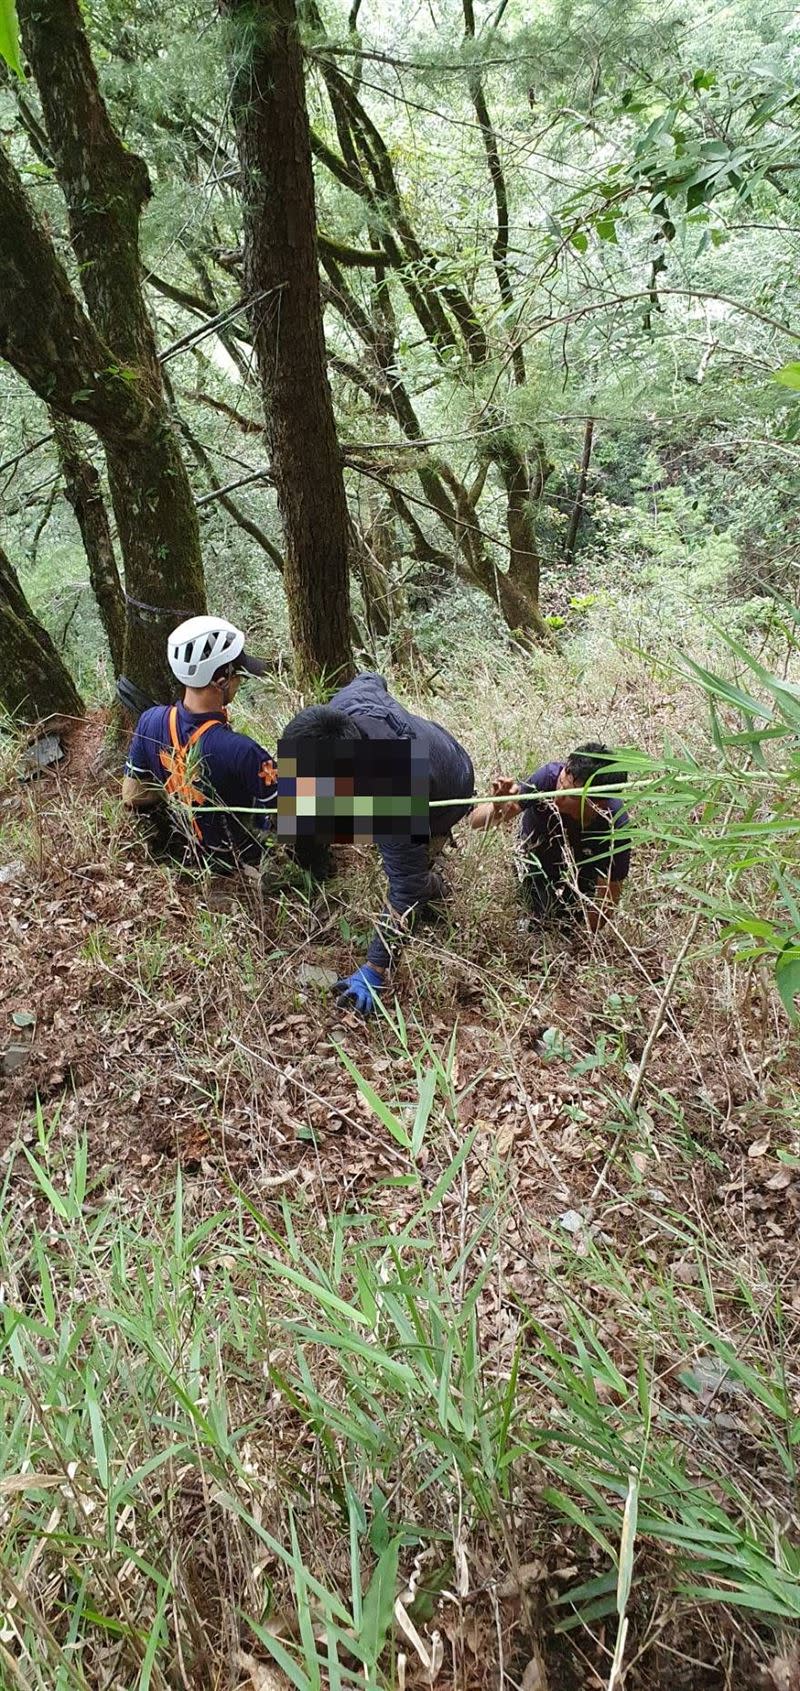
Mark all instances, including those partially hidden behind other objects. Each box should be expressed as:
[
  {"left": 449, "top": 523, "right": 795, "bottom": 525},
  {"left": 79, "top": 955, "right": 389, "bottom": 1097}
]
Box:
[
  {"left": 470, "top": 741, "right": 630, "bottom": 931},
  {"left": 122, "top": 615, "right": 277, "bottom": 870},
  {"left": 280, "top": 672, "right": 475, "bottom": 1016}
]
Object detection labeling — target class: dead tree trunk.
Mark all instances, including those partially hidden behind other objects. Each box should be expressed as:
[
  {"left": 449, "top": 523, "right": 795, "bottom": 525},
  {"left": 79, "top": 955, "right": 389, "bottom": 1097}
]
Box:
[
  {"left": 50, "top": 414, "right": 126, "bottom": 673},
  {"left": 0, "top": 543, "right": 84, "bottom": 723},
  {"left": 227, "top": 0, "right": 353, "bottom": 689}
]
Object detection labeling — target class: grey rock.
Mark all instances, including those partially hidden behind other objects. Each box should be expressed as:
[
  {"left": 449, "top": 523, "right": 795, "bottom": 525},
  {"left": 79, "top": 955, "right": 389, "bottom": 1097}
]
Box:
[
  {"left": 2, "top": 1045, "right": 30, "bottom": 1077},
  {"left": 298, "top": 964, "right": 339, "bottom": 989},
  {"left": 19, "top": 734, "right": 64, "bottom": 780}
]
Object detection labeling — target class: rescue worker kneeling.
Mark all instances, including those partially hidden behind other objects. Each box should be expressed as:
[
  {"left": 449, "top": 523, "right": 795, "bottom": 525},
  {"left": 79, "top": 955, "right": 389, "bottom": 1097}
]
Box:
[
  {"left": 121, "top": 615, "right": 277, "bottom": 871},
  {"left": 280, "top": 672, "right": 475, "bottom": 1017}
]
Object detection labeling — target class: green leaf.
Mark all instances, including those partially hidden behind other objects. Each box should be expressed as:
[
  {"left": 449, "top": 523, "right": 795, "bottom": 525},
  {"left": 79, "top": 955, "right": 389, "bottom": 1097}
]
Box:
[
  {"left": 359, "top": 1535, "right": 400, "bottom": 1664},
  {"left": 262, "top": 1254, "right": 369, "bottom": 1328},
  {"left": 21, "top": 1146, "right": 71, "bottom": 1219},
  {"left": 411, "top": 1065, "right": 437, "bottom": 1158},
  {"left": 86, "top": 1385, "right": 109, "bottom": 1490},
  {"left": 247, "top": 1617, "right": 314, "bottom": 1690},
  {"left": 570, "top": 230, "right": 588, "bottom": 253},
  {"left": 596, "top": 212, "right": 618, "bottom": 242},
  {"left": 334, "top": 1045, "right": 410, "bottom": 1148},
  {"left": 773, "top": 363, "right": 800, "bottom": 391},
  {"left": 291, "top": 1514, "right": 323, "bottom": 1691},
  {"left": 776, "top": 956, "right": 800, "bottom": 1024},
  {"left": 0, "top": 0, "right": 23, "bottom": 77},
  {"left": 138, "top": 1580, "right": 169, "bottom": 1690},
  {"left": 677, "top": 1583, "right": 800, "bottom": 1621}
]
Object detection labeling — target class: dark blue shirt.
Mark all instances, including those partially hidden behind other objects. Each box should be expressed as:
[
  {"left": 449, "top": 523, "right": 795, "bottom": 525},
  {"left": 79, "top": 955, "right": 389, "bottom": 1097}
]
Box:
[
  {"left": 329, "top": 673, "right": 475, "bottom": 968},
  {"left": 518, "top": 761, "right": 631, "bottom": 892},
  {"left": 125, "top": 703, "right": 277, "bottom": 866}
]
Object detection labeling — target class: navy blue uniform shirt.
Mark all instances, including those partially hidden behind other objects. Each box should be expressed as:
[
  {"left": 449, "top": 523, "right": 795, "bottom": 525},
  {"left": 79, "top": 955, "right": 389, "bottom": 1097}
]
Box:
[
  {"left": 125, "top": 702, "right": 277, "bottom": 867},
  {"left": 518, "top": 761, "right": 631, "bottom": 892},
  {"left": 328, "top": 673, "right": 475, "bottom": 968}
]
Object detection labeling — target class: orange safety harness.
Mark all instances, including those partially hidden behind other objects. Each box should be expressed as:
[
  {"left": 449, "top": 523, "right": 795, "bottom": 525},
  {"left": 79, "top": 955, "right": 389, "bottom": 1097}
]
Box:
[{"left": 158, "top": 705, "right": 219, "bottom": 840}]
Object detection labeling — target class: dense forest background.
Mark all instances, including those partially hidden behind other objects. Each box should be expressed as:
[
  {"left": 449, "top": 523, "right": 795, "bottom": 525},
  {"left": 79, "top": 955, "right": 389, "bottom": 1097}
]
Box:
[
  {"left": 1, "top": 1, "right": 799, "bottom": 1688},
  {"left": 2, "top": 0, "right": 799, "bottom": 694}
]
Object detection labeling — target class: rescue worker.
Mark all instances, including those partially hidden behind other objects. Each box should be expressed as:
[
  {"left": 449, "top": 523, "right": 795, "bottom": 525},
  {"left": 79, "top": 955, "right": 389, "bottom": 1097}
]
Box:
[
  {"left": 469, "top": 741, "right": 631, "bottom": 931},
  {"left": 280, "top": 673, "right": 475, "bottom": 1016},
  {"left": 122, "top": 615, "right": 277, "bottom": 869}
]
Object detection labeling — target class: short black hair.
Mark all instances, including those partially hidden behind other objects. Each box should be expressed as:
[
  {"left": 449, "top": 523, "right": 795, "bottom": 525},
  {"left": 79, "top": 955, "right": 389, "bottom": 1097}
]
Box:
[
  {"left": 280, "top": 704, "right": 363, "bottom": 742},
  {"left": 564, "top": 741, "right": 627, "bottom": 789}
]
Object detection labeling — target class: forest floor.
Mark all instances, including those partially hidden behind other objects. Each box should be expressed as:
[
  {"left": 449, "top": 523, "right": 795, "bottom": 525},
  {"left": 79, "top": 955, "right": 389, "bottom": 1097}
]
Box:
[{"left": 1, "top": 636, "right": 799, "bottom": 1691}]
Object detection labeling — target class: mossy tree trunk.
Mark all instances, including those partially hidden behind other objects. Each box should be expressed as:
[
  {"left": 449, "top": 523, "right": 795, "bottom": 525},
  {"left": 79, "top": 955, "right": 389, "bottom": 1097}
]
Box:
[
  {"left": 492, "top": 438, "right": 550, "bottom": 642},
  {"left": 227, "top": 0, "right": 353, "bottom": 690},
  {"left": 0, "top": 145, "right": 152, "bottom": 442},
  {"left": 51, "top": 414, "right": 126, "bottom": 674},
  {"left": 0, "top": 544, "right": 84, "bottom": 723},
  {"left": 17, "top": 0, "right": 206, "bottom": 700}
]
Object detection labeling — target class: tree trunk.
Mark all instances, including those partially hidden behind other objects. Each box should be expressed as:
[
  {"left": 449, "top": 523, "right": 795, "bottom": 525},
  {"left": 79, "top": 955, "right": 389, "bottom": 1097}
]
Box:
[
  {"left": 50, "top": 414, "right": 126, "bottom": 672},
  {"left": 563, "top": 415, "right": 595, "bottom": 569},
  {"left": 227, "top": 0, "right": 353, "bottom": 690},
  {"left": 18, "top": 0, "right": 206, "bottom": 699},
  {"left": 0, "top": 144, "right": 153, "bottom": 443},
  {"left": 462, "top": 0, "right": 526, "bottom": 386},
  {"left": 496, "top": 441, "right": 549, "bottom": 639},
  {"left": 0, "top": 544, "right": 84, "bottom": 723}
]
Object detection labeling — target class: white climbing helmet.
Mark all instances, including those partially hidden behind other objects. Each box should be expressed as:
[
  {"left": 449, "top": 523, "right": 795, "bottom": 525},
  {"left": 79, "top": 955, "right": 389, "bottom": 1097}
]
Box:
[{"left": 167, "top": 615, "right": 266, "bottom": 689}]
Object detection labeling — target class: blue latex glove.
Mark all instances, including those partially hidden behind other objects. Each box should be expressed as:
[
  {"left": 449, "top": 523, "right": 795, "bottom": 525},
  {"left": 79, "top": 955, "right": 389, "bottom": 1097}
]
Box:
[{"left": 334, "top": 964, "right": 384, "bottom": 1018}]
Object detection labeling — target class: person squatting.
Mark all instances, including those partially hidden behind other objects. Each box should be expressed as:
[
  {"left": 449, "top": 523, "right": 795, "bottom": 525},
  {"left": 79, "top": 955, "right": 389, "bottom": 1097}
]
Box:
[{"left": 122, "top": 614, "right": 632, "bottom": 1017}]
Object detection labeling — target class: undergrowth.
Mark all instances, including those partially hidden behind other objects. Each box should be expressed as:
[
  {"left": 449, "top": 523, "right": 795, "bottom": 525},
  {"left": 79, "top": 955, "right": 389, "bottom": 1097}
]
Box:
[
  {"left": 1, "top": 605, "right": 799, "bottom": 1689},
  {"left": 2, "top": 1061, "right": 799, "bottom": 1690}
]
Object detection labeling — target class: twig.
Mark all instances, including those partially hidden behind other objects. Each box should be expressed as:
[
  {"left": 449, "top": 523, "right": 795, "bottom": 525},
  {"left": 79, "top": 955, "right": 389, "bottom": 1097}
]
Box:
[{"left": 628, "top": 908, "right": 703, "bottom": 1115}]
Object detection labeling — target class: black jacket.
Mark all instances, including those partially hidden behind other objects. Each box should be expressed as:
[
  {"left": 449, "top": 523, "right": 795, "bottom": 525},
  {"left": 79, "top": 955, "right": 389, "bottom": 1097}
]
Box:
[{"left": 329, "top": 673, "right": 474, "bottom": 969}]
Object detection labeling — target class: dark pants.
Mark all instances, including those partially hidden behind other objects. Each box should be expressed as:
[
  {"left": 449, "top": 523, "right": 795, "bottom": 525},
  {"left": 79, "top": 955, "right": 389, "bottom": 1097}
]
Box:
[
  {"left": 518, "top": 852, "right": 585, "bottom": 925},
  {"left": 291, "top": 832, "right": 451, "bottom": 886},
  {"left": 135, "top": 802, "right": 261, "bottom": 876}
]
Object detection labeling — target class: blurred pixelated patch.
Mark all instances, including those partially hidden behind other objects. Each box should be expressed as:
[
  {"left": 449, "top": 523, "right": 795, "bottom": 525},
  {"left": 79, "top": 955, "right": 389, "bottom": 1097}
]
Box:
[{"left": 276, "top": 738, "right": 429, "bottom": 841}]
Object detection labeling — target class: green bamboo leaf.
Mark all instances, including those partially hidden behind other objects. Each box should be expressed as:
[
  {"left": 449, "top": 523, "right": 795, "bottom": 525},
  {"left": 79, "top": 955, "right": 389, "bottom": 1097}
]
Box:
[
  {"left": 677, "top": 1583, "right": 800, "bottom": 1620},
  {"left": 773, "top": 362, "right": 800, "bottom": 390},
  {"left": 680, "top": 655, "right": 774, "bottom": 720},
  {"left": 421, "top": 1123, "right": 480, "bottom": 1215},
  {"left": 247, "top": 1616, "right": 314, "bottom": 1690},
  {"left": 138, "top": 1580, "right": 169, "bottom": 1690},
  {"left": 0, "top": 0, "right": 23, "bottom": 77},
  {"left": 411, "top": 1064, "right": 437, "bottom": 1158},
  {"left": 291, "top": 1513, "right": 323, "bottom": 1691},
  {"left": 21, "top": 1146, "right": 71, "bottom": 1220},
  {"left": 359, "top": 1535, "right": 400, "bottom": 1665},
  {"left": 776, "top": 956, "right": 800, "bottom": 1024},
  {"left": 616, "top": 1471, "right": 639, "bottom": 1616},
  {"left": 85, "top": 1385, "right": 109, "bottom": 1490},
  {"left": 542, "top": 1487, "right": 617, "bottom": 1559},
  {"left": 263, "top": 1254, "right": 369, "bottom": 1327},
  {"left": 334, "top": 1045, "right": 411, "bottom": 1148}
]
